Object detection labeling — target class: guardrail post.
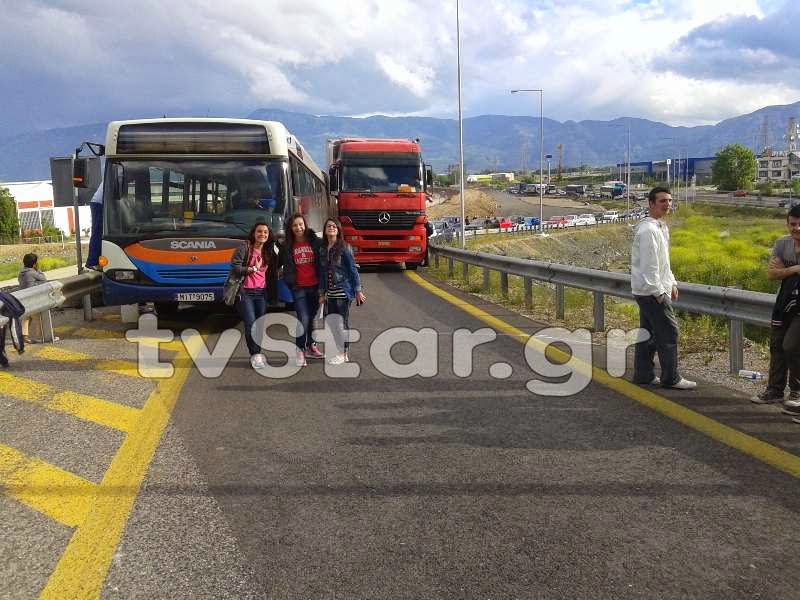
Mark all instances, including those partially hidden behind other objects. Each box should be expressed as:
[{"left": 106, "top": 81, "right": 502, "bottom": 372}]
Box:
[
  {"left": 462, "top": 261, "right": 469, "bottom": 281},
  {"left": 555, "top": 283, "right": 565, "bottom": 319},
  {"left": 40, "top": 309, "right": 56, "bottom": 342},
  {"left": 447, "top": 257, "right": 454, "bottom": 278},
  {"left": 729, "top": 319, "right": 744, "bottom": 374},
  {"left": 434, "top": 253, "right": 439, "bottom": 269},
  {"left": 500, "top": 272, "right": 509, "bottom": 298},
  {"left": 524, "top": 277, "right": 533, "bottom": 310},
  {"left": 483, "top": 267, "right": 490, "bottom": 292},
  {"left": 593, "top": 291, "right": 605, "bottom": 331}
]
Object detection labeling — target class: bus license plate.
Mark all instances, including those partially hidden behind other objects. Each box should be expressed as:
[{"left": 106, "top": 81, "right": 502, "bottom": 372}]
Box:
[
  {"left": 377, "top": 241, "right": 391, "bottom": 247},
  {"left": 175, "top": 292, "right": 215, "bottom": 302}
]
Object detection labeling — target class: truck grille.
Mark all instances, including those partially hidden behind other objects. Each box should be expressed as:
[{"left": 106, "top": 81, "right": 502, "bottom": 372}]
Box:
[{"left": 342, "top": 210, "right": 421, "bottom": 230}]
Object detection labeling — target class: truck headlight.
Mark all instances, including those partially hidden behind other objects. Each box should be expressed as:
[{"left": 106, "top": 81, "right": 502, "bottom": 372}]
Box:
[{"left": 409, "top": 246, "right": 422, "bottom": 252}]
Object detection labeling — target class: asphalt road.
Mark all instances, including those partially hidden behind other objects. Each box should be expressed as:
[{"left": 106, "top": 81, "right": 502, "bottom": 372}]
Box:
[
  {"left": 487, "top": 189, "right": 602, "bottom": 219},
  {"left": 93, "top": 270, "right": 800, "bottom": 599}
]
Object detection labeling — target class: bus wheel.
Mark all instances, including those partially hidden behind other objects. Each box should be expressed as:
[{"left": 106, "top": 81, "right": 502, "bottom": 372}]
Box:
[{"left": 155, "top": 301, "right": 180, "bottom": 318}]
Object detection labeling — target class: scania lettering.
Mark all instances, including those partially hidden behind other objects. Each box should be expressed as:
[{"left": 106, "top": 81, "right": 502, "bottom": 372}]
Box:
[
  {"left": 78, "top": 118, "right": 332, "bottom": 314},
  {"left": 327, "top": 138, "right": 433, "bottom": 269}
]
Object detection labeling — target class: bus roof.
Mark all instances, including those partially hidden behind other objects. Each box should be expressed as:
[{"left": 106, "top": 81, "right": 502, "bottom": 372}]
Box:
[{"left": 104, "top": 118, "right": 323, "bottom": 179}]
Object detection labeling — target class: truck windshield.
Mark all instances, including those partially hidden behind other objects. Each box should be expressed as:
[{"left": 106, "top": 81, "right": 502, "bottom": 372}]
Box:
[
  {"left": 342, "top": 164, "right": 422, "bottom": 193},
  {"left": 104, "top": 159, "right": 288, "bottom": 238}
]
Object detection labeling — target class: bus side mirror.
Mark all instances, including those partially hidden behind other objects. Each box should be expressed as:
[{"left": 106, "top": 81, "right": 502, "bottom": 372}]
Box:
[
  {"left": 73, "top": 158, "right": 89, "bottom": 188},
  {"left": 329, "top": 166, "right": 339, "bottom": 193}
]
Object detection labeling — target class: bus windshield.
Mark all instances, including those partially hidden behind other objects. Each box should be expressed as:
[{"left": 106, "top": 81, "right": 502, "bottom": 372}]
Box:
[
  {"left": 342, "top": 163, "right": 422, "bottom": 193},
  {"left": 104, "top": 159, "right": 288, "bottom": 238}
]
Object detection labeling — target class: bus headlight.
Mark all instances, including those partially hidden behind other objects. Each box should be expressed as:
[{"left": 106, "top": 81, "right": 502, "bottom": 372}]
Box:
[{"left": 113, "top": 270, "right": 136, "bottom": 281}]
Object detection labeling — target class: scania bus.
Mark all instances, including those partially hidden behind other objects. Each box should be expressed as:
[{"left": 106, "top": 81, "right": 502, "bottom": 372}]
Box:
[{"left": 88, "top": 118, "right": 332, "bottom": 313}]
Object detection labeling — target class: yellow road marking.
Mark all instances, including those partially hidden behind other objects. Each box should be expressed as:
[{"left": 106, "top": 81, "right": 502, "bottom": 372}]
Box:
[
  {"left": 30, "top": 346, "right": 141, "bottom": 378},
  {"left": 0, "top": 444, "right": 97, "bottom": 528},
  {"left": 40, "top": 337, "right": 201, "bottom": 599},
  {"left": 70, "top": 327, "right": 124, "bottom": 340},
  {"left": 407, "top": 271, "right": 800, "bottom": 479},
  {"left": 0, "top": 372, "right": 140, "bottom": 433}
]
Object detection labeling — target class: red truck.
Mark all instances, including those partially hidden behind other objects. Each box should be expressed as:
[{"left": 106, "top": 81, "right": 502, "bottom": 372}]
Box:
[{"left": 327, "top": 138, "right": 433, "bottom": 269}]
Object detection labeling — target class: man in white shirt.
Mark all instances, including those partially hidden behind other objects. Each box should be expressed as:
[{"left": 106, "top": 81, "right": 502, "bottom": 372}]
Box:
[{"left": 630, "top": 187, "right": 696, "bottom": 390}]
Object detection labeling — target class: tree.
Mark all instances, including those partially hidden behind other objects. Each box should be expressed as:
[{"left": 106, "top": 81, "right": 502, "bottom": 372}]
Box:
[
  {"left": 792, "top": 178, "right": 800, "bottom": 197},
  {"left": 0, "top": 187, "right": 19, "bottom": 241},
  {"left": 711, "top": 144, "right": 757, "bottom": 191}
]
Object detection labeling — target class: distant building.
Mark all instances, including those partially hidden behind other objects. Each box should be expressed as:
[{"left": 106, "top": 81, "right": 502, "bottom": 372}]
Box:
[
  {"left": 624, "top": 157, "right": 716, "bottom": 185},
  {"left": 756, "top": 149, "right": 800, "bottom": 184},
  {"left": 0, "top": 180, "right": 91, "bottom": 237},
  {"left": 466, "top": 172, "right": 515, "bottom": 183}
]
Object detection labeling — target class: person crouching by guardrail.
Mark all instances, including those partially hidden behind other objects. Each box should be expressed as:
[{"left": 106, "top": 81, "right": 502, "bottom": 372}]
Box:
[
  {"left": 227, "top": 222, "right": 278, "bottom": 370},
  {"left": 751, "top": 204, "right": 800, "bottom": 417},
  {"left": 17, "top": 253, "right": 58, "bottom": 344},
  {"left": 630, "top": 187, "right": 696, "bottom": 390},
  {"left": 318, "top": 218, "right": 366, "bottom": 365},
  {"left": 282, "top": 213, "right": 324, "bottom": 367}
]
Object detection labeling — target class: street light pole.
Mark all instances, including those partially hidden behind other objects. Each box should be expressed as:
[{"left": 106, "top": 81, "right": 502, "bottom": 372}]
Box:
[
  {"left": 511, "top": 88, "right": 545, "bottom": 235},
  {"left": 626, "top": 120, "right": 631, "bottom": 214},
  {"left": 456, "top": 0, "right": 466, "bottom": 248}
]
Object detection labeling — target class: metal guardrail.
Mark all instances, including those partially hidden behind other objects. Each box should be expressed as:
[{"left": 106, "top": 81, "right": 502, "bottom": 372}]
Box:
[
  {"left": 429, "top": 244, "right": 775, "bottom": 374},
  {"left": 0, "top": 271, "right": 102, "bottom": 335}
]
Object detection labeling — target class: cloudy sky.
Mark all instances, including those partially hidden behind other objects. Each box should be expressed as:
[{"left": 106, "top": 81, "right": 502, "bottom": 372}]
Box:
[{"left": 1, "top": 0, "right": 797, "bottom": 135}]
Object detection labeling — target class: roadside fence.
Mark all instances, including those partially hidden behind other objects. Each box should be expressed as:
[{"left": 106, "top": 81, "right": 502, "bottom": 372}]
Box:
[{"left": 429, "top": 243, "right": 774, "bottom": 374}]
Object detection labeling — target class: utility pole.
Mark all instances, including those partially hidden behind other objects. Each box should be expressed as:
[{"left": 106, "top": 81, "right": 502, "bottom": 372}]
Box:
[{"left": 557, "top": 144, "right": 563, "bottom": 182}]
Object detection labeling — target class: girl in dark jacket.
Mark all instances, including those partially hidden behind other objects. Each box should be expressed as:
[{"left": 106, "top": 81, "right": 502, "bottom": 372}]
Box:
[
  {"left": 282, "top": 213, "right": 324, "bottom": 366},
  {"left": 228, "top": 222, "right": 278, "bottom": 369},
  {"left": 318, "top": 218, "right": 365, "bottom": 364}
]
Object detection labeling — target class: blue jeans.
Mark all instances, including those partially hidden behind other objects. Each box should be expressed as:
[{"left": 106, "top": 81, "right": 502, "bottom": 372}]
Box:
[
  {"left": 326, "top": 297, "right": 352, "bottom": 354},
  {"left": 235, "top": 288, "right": 267, "bottom": 356},
  {"left": 293, "top": 286, "right": 319, "bottom": 350}
]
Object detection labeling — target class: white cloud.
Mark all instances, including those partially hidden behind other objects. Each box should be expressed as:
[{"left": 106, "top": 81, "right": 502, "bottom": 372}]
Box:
[{"left": 0, "top": 0, "right": 796, "bottom": 133}]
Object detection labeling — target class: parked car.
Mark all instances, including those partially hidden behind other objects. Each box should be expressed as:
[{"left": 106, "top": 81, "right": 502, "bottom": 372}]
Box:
[
  {"left": 545, "top": 215, "right": 568, "bottom": 228},
  {"left": 465, "top": 218, "right": 491, "bottom": 231},
  {"left": 733, "top": 190, "right": 747, "bottom": 197},
  {"left": 574, "top": 213, "right": 597, "bottom": 226},
  {"left": 600, "top": 210, "right": 620, "bottom": 222},
  {"left": 563, "top": 214, "right": 579, "bottom": 227},
  {"left": 522, "top": 216, "right": 541, "bottom": 227},
  {"left": 498, "top": 218, "right": 515, "bottom": 231}
]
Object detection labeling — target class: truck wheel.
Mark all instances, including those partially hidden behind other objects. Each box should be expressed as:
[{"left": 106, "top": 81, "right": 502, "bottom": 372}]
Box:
[{"left": 406, "top": 262, "right": 419, "bottom": 271}]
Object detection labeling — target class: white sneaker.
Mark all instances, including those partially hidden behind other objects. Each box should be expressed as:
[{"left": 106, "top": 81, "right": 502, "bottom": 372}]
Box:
[
  {"left": 327, "top": 353, "right": 347, "bottom": 365},
  {"left": 666, "top": 378, "right": 696, "bottom": 390},
  {"left": 295, "top": 351, "right": 307, "bottom": 367},
  {"left": 250, "top": 353, "right": 266, "bottom": 369},
  {"left": 649, "top": 376, "right": 661, "bottom": 385}
]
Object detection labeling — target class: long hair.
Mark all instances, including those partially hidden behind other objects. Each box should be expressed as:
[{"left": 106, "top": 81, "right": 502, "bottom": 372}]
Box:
[
  {"left": 286, "top": 213, "right": 311, "bottom": 247},
  {"left": 247, "top": 221, "right": 274, "bottom": 265},
  {"left": 323, "top": 218, "right": 346, "bottom": 263}
]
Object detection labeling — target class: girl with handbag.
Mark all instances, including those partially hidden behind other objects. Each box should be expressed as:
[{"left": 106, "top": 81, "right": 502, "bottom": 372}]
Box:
[
  {"left": 318, "top": 218, "right": 366, "bottom": 365},
  {"left": 281, "top": 213, "right": 325, "bottom": 367},
  {"left": 228, "top": 222, "right": 278, "bottom": 369}
]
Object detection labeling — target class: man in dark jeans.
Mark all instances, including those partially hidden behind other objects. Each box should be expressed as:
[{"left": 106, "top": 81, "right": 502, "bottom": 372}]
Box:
[
  {"left": 751, "top": 204, "right": 800, "bottom": 417},
  {"left": 630, "top": 187, "right": 696, "bottom": 390}
]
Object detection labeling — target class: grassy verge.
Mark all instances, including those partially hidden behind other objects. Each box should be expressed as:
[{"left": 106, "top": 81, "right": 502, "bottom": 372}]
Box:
[
  {"left": 0, "top": 256, "right": 74, "bottom": 282},
  {"left": 430, "top": 203, "right": 789, "bottom": 356}
]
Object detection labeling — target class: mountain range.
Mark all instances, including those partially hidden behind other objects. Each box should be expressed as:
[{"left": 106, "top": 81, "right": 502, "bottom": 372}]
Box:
[{"left": 2, "top": 102, "right": 799, "bottom": 182}]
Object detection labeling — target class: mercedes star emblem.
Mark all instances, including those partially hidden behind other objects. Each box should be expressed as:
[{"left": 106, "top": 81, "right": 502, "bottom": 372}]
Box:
[{"left": 378, "top": 212, "right": 391, "bottom": 224}]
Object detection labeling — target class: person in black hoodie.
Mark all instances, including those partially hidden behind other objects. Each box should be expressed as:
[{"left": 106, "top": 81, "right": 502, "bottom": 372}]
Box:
[
  {"left": 282, "top": 213, "right": 324, "bottom": 367},
  {"left": 751, "top": 205, "right": 800, "bottom": 414}
]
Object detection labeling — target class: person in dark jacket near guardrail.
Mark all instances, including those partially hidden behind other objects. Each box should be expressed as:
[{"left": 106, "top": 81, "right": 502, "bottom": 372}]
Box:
[
  {"left": 751, "top": 205, "right": 800, "bottom": 416},
  {"left": 282, "top": 213, "right": 324, "bottom": 367},
  {"left": 17, "top": 253, "right": 48, "bottom": 344}
]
